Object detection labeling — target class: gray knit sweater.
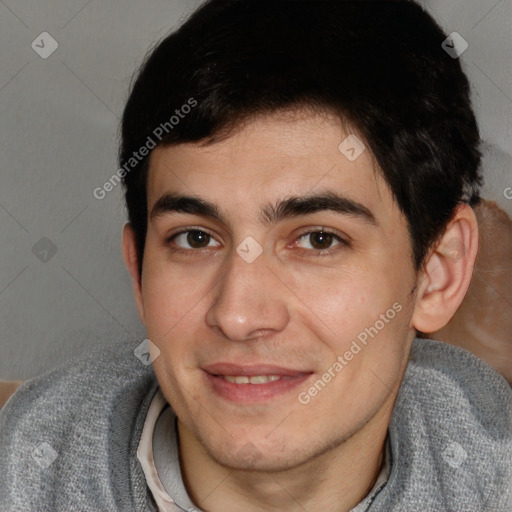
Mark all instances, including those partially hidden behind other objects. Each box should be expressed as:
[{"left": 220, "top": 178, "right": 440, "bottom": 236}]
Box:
[{"left": 0, "top": 338, "right": 511, "bottom": 511}]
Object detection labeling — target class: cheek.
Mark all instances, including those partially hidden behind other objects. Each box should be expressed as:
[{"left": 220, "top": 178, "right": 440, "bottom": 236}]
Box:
[
  {"left": 304, "top": 264, "right": 413, "bottom": 358},
  {"left": 300, "top": 267, "right": 393, "bottom": 327},
  {"left": 140, "top": 255, "right": 211, "bottom": 380},
  {"left": 141, "top": 256, "right": 205, "bottom": 338},
  {"left": 142, "top": 284, "right": 183, "bottom": 339}
]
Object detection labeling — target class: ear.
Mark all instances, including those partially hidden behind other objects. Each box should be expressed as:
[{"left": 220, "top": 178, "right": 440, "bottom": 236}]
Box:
[
  {"left": 121, "top": 222, "right": 146, "bottom": 325},
  {"left": 411, "top": 203, "right": 479, "bottom": 333}
]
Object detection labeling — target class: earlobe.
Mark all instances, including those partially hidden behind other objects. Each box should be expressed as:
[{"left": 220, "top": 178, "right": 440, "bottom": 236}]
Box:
[
  {"left": 412, "top": 204, "right": 479, "bottom": 333},
  {"left": 121, "top": 222, "right": 146, "bottom": 325}
]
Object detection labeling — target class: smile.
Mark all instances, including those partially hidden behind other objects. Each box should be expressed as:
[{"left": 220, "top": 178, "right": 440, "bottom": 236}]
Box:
[
  {"left": 221, "top": 375, "right": 282, "bottom": 384},
  {"left": 202, "top": 364, "right": 313, "bottom": 403}
]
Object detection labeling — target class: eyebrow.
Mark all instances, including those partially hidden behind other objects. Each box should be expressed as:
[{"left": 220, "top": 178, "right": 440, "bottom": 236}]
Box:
[{"left": 149, "top": 191, "right": 377, "bottom": 227}]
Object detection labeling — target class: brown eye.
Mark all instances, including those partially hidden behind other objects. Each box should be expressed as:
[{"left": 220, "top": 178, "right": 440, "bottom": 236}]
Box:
[
  {"left": 309, "top": 232, "right": 334, "bottom": 250},
  {"left": 169, "top": 229, "right": 220, "bottom": 250},
  {"left": 294, "top": 229, "right": 349, "bottom": 256},
  {"left": 186, "top": 230, "right": 210, "bottom": 248}
]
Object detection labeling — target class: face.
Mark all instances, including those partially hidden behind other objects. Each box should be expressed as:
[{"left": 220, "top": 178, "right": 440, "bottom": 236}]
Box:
[{"left": 132, "top": 108, "right": 419, "bottom": 472}]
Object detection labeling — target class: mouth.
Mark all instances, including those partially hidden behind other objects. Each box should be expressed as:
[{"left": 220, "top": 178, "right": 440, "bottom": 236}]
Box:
[
  {"left": 202, "top": 363, "right": 314, "bottom": 403},
  {"left": 220, "top": 374, "right": 285, "bottom": 384}
]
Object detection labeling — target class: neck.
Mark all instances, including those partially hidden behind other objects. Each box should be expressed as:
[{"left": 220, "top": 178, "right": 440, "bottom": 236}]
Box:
[{"left": 178, "top": 404, "right": 391, "bottom": 512}]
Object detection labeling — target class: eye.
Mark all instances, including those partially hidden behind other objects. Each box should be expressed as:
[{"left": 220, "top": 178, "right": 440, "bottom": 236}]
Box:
[
  {"left": 166, "top": 229, "right": 221, "bottom": 251},
  {"left": 294, "top": 229, "right": 349, "bottom": 255}
]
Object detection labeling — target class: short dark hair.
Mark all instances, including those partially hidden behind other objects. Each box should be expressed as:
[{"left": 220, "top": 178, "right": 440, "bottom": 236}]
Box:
[{"left": 120, "top": 0, "right": 483, "bottom": 279}]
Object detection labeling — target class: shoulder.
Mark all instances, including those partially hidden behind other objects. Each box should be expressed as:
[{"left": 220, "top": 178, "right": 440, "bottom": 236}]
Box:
[
  {"left": 0, "top": 338, "right": 156, "bottom": 429},
  {"left": 405, "top": 337, "right": 512, "bottom": 424},
  {"left": 0, "top": 339, "right": 158, "bottom": 511},
  {"left": 376, "top": 338, "right": 512, "bottom": 511}
]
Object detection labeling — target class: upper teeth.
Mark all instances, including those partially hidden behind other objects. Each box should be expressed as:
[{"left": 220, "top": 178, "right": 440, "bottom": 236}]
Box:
[{"left": 222, "top": 375, "right": 281, "bottom": 384}]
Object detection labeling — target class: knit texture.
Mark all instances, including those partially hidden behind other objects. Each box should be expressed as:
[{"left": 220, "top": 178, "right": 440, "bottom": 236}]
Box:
[{"left": 0, "top": 338, "right": 511, "bottom": 511}]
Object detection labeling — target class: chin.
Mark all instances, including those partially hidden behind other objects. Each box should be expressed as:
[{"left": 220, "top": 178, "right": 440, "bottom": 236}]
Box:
[
  {"left": 217, "top": 450, "right": 302, "bottom": 473},
  {"left": 202, "top": 433, "right": 312, "bottom": 474}
]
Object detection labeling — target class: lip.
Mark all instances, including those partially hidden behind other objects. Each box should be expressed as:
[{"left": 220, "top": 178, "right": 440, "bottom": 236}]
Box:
[
  {"left": 202, "top": 362, "right": 311, "bottom": 377},
  {"left": 202, "top": 363, "right": 313, "bottom": 403}
]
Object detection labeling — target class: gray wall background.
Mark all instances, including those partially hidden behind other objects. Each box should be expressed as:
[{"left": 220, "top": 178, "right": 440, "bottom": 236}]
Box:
[{"left": 0, "top": 0, "right": 511, "bottom": 380}]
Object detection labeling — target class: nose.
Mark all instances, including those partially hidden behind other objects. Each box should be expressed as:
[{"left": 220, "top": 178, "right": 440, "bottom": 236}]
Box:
[{"left": 205, "top": 249, "right": 290, "bottom": 342}]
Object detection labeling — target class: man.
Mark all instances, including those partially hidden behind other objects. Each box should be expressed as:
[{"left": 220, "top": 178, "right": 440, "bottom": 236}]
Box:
[{"left": 1, "top": 1, "right": 511, "bottom": 511}]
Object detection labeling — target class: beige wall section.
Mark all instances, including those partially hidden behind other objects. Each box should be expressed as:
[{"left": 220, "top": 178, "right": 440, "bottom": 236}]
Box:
[
  {"left": 0, "top": 0, "right": 511, "bottom": 380},
  {"left": 0, "top": 381, "right": 23, "bottom": 409}
]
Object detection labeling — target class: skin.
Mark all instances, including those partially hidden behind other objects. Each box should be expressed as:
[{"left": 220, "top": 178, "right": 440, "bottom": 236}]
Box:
[{"left": 122, "top": 107, "right": 478, "bottom": 511}]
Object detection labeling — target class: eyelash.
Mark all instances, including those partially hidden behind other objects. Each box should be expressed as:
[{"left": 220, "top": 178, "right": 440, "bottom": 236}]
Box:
[{"left": 165, "top": 227, "right": 350, "bottom": 257}]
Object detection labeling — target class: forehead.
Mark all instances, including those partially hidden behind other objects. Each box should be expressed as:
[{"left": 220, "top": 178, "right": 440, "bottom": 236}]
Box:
[{"left": 146, "top": 109, "right": 401, "bottom": 230}]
